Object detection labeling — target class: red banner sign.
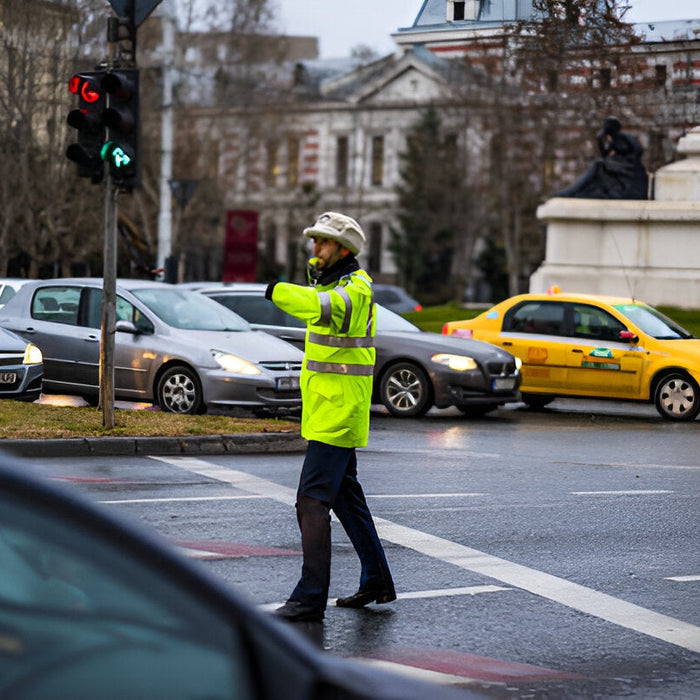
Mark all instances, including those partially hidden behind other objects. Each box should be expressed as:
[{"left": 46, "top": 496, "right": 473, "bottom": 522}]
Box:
[{"left": 223, "top": 210, "right": 258, "bottom": 282}]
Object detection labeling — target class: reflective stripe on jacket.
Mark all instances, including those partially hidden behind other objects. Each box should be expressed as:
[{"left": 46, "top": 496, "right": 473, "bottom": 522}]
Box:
[{"left": 270, "top": 270, "right": 376, "bottom": 447}]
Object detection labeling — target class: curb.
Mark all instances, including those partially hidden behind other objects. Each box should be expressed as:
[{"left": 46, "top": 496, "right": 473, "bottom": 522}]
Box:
[{"left": 0, "top": 432, "right": 307, "bottom": 458}]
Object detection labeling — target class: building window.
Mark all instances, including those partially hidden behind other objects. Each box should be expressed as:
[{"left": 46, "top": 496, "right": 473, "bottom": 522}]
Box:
[
  {"left": 371, "top": 136, "right": 384, "bottom": 187},
  {"left": 336, "top": 136, "right": 348, "bottom": 187},
  {"left": 655, "top": 64, "right": 667, "bottom": 87},
  {"left": 265, "top": 141, "right": 279, "bottom": 188},
  {"left": 599, "top": 67, "right": 612, "bottom": 89},
  {"left": 448, "top": 1, "right": 479, "bottom": 22},
  {"left": 368, "top": 222, "right": 382, "bottom": 273},
  {"left": 287, "top": 137, "right": 299, "bottom": 187}
]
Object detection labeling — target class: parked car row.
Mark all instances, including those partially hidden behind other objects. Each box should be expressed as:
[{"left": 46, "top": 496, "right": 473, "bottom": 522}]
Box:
[
  {"left": 0, "top": 279, "right": 303, "bottom": 414},
  {"left": 443, "top": 290, "right": 700, "bottom": 421},
  {"left": 5, "top": 278, "right": 696, "bottom": 422}
]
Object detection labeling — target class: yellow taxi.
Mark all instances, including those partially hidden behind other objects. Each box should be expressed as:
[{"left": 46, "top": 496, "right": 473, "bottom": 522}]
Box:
[{"left": 442, "top": 289, "right": 700, "bottom": 421}]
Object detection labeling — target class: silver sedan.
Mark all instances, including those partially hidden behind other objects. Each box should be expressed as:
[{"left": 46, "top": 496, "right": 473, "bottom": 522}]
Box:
[{"left": 0, "top": 279, "right": 302, "bottom": 414}]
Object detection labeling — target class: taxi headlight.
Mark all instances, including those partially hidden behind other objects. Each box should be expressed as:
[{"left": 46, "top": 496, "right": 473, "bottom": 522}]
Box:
[
  {"left": 212, "top": 351, "right": 261, "bottom": 375},
  {"left": 23, "top": 344, "right": 43, "bottom": 365},
  {"left": 431, "top": 353, "right": 478, "bottom": 372}
]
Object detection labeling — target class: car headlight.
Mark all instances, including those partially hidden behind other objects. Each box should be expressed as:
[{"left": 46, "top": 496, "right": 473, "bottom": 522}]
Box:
[
  {"left": 212, "top": 350, "right": 261, "bottom": 375},
  {"left": 431, "top": 353, "right": 478, "bottom": 371},
  {"left": 23, "top": 344, "right": 42, "bottom": 365},
  {"left": 514, "top": 357, "right": 522, "bottom": 370}
]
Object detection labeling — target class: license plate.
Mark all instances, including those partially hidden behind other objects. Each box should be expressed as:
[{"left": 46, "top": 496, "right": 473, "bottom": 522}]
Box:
[
  {"left": 276, "top": 376, "right": 300, "bottom": 391},
  {"left": 492, "top": 376, "right": 516, "bottom": 392},
  {"left": 0, "top": 372, "right": 17, "bottom": 384}
]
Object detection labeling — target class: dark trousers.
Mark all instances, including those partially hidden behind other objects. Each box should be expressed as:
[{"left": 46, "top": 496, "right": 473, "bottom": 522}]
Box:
[{"left": 289, "top": 440, "right": 394, "bottom": 610}]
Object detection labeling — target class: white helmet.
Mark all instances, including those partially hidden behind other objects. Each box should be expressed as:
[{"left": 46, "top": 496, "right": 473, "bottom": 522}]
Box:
[{"left": 303, "top": 212, "right": 366, "bottom": 255}]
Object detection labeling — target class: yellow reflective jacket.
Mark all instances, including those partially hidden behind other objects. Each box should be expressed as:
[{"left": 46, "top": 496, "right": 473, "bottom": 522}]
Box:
[{"left": 269, "top": 265, "right": 375, "bottom": 447}]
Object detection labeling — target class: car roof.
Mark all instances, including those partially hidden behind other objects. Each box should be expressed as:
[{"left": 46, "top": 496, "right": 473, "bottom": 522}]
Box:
[
  {"left": 10, "top": 278, "right": 187, "bottom": 292},
  {"left": 508, "top": 291, "right": 643, "bottom": 306},
  {"left": 198, "top": 282, "right": 268, "bottom": 293}
]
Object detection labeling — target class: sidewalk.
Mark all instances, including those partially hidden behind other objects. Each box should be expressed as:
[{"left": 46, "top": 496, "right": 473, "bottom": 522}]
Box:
[{"left": 1, "top": 432, "right": 307, "bottom": 458}]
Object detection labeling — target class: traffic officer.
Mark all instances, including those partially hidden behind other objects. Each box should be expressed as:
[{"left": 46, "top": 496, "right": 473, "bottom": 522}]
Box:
[{"left": 266, "top": 212, "right": 396, "bottom": 622}]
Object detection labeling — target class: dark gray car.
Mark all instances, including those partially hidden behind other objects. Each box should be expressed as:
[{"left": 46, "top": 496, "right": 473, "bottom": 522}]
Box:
[
  {"left": 0, "top": 279, "right": 303, "bottom": 414},
  {"left": 0, "top": 327, "right": 43, "bottom": 402},
  {"left": 199, "top": 284, "right": 521, "bottom": 417}
]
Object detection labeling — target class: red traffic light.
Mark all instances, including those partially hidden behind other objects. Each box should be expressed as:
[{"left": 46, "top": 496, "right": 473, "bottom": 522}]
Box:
[{"left": 68, "top": 74, "right": 101, "bottom": 103}]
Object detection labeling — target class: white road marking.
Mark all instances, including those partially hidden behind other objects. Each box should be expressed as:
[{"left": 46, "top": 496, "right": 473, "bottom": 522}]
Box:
[
  {"left": 397, "top": 585, "right": 511, "bottom": 599},
  {"left": 666, "top": 575, "right": 700, "bottom": 582},
  {"left": 571, "top": 490, "right": 673, "bottom": 496},
  {"left": 368, "top": 493, "right": 485, "bottom": 499},
  {"left": 352, "top": 658, "right": 475, "bottom": 687},
  {"left": 151, "top": 455, "right": 700, "bottom": 655},
  {"left": 99, "top": 495, "right": 266, "bottom": 504},
  {"left": 257, "top": 585, "right": 511, "bottom": 612}
]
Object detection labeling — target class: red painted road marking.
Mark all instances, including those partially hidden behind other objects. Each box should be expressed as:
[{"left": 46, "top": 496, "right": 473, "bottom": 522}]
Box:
[
  {"left": 176, "top": 540, "right": 300, "bottom": 557},
  {"left": 368, "top": 647, "right": 585, "bottom": 682}
]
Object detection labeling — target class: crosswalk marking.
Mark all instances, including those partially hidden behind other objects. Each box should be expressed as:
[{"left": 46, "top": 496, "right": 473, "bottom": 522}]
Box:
[{"left": 150, "top": 455, "right": 700, "bottom": 655}]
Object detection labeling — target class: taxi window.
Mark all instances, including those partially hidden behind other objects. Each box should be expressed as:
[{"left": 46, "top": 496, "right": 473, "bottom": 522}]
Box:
[
  {"left": 572, "top": 304, "right": 625, "bottom": 342},
  {"left": 506, "top": 301, "right": 565, "bottom": 336}
]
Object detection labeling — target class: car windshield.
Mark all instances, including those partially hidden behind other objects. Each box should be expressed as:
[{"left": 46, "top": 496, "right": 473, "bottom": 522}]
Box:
[
  {"left": 133, "top": 288, "right": 251, "bottom": 331},
  {"left": 376, "top": 304, "right": 419, "bottom": 332},
  {"left": 614, "top": 303, "right": 694, "bottom": 340}
]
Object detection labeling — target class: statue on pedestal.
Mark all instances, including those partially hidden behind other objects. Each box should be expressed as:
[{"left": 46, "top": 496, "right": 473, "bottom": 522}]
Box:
[{"left": 555, "top": 117, "right": 649, "bottom": 199}]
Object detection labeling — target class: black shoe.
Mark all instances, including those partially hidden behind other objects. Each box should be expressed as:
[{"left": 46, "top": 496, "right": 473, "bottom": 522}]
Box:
[
  {"left": 335, "top": 588, "right": 397, "bottom": 608},
  {"left": 274, "top": 600, "right": 324, "bottom": 622}
]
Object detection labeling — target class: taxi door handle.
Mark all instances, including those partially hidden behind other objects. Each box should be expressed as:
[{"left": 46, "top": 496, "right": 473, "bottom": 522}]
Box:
[
  {"left": 571, "top": 348, "right": 583, "bottom": 353},
  {"left": 502, "top": 341, "right": 513, "bottom": 346}
]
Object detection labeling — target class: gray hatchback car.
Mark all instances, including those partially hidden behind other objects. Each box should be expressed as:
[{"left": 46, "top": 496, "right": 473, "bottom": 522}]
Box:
[{"left": 0, "top": 279, "right": 303, "bottom": 414}]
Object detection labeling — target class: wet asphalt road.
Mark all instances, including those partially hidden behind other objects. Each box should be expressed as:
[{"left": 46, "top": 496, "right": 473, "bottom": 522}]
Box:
[{"left": 13, "top": 399, "right": 700, "bottom": 698}]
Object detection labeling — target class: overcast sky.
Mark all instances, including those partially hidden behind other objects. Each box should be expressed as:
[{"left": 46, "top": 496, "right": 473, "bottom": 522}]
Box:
[{"left": 275, "top": 0, "right": 700, "bottom": 60}]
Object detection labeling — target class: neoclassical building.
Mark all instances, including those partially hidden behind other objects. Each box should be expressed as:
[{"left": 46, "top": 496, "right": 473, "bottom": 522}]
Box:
[{"left": 171, "top": 1, "right": 700, "bottom": 291}]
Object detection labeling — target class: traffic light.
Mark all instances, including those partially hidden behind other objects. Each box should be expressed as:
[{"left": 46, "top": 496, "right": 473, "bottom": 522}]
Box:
[
  {"left": 66, "top": 72, "right": 106, "bottom": 183},
  {"left": 101, "top": 69, "right": 140, "bottom": 191}
]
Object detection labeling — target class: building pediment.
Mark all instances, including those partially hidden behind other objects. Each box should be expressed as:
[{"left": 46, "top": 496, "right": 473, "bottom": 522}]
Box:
[{"left": 320, "top": 50, "right": 450, "bottom": 104}]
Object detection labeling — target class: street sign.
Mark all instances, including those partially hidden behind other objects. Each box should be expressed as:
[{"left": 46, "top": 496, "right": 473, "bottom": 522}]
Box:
[{"left": 107, "top": 0, "right": 162, "bottom": 27}]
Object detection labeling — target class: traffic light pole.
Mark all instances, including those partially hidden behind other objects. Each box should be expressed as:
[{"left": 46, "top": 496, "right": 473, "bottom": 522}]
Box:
[{"left": 100, "top": 174, "right": 118, "bottom": 428}]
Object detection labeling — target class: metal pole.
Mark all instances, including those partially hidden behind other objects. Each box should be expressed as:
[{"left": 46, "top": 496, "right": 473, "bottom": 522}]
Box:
[
  {"left": 156, "top": 0, "right": 175, "bottom": 277},
  {"left": 100, "top": 175, "right": 118, "bottom": 428}
]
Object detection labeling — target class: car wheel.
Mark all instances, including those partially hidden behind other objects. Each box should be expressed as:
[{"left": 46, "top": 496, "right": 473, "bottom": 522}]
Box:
[
  {"left": 654, "top": 372, "right": 700, "bottom": 421},
  {"left": 157, "top": 365, "right": 205, "bottom": 414},
  {"left": 457, "top": 405, "right": 495, "bottom": 418},
  {"left": 521, "top": 393, "right": 554, "bottom": 410},
  {"left": 379, "top": 362, "right": 432, "bottom": 417}
]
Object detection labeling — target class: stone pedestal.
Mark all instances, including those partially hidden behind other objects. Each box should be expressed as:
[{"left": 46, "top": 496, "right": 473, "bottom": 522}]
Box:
[{"left": 530, "top": 127, "right": 700, "bottom": 308}]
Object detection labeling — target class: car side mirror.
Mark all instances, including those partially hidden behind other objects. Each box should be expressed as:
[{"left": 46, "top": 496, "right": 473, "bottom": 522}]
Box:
[
  {"left": 115, "top": 320, "right": 139, "bottom": 335},
  {"left": 619, "top": 330, "right": 639, "bottom": 344}
]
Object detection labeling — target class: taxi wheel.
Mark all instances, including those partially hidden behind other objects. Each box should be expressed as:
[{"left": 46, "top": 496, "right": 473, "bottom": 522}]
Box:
[
  {"left": 654, "top": 373, "right": 700, "bottom": 421},
  {"left": 380, "top": 362, "right": 432, "bottom": 417},
  {"left": 157, "top": 365, "right": 206, "bottom": 415}
]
